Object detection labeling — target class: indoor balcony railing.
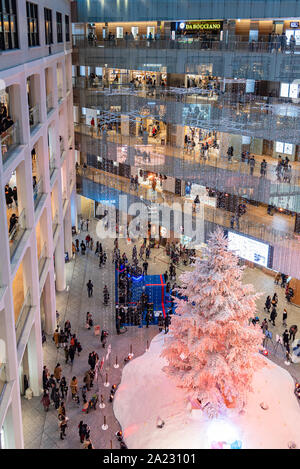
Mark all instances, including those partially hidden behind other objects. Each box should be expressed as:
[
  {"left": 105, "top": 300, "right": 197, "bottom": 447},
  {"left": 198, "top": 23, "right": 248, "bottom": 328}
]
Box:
[
  {"left": 38, "top": 243, "right": 48, "bottom": 278},
  {"left": 0, "top": 121, "right": 20, "bottom": 165},
  {"left": 58, "top": 86, "right": 64, "bottom": 103},
  {"left": 74, "top": 122, "right": 300, "bottom": 185},
  {"left": 33, "top": 176, "right": 44, "bottom": 210},
  {"left": 29, "top": 103, "right": 40, "bottom": 131},
  {"left": 9, "top": 209, "right": 27, "bottom": 262},
  {"left": 72, "top": 33, "right": 300, "bottom": 54},
  {"left": 15, "top": 289, "right": 31, "bottom": 346},
  {"left": 60, "top": 137, "right": 65, "bottom": 157},
  {"left": 52, "top": 210, "right": 59, "bottom": 236},
  {"left": 77, "top": 165, "right": 298, "bottom": 248},
  {"left": 46, "top": 93, "right": 54, "bottom": 114},
  {"left": 0, "top": 363, "right": 6, "bottom": 404},
  {"left": 49, "top": 154, "right": 57, "bottom": 179}
]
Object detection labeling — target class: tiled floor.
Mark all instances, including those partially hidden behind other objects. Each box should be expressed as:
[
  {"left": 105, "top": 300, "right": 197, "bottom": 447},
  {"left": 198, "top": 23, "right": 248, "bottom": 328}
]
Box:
[{"left": 21, "top": 218, "right": 300, "bottom": 449}]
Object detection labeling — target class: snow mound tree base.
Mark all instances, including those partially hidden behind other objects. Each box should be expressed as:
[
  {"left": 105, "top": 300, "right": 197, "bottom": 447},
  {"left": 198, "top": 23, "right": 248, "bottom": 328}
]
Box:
[{"left": 114, "top": 334, "right": 300, "bottom": 449}]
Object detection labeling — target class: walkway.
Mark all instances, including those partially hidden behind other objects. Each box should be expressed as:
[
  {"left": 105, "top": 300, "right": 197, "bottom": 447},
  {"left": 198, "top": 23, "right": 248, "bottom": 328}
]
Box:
[{"left": 21, "top": 219, "right": 300, "bottom": 448}]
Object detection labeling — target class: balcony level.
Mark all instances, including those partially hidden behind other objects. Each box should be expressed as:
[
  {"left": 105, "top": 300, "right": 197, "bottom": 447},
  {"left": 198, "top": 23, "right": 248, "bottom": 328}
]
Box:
[
  {"left": 75, "top": 125, "right": 300, "bottom": 211},
  {"left": 73, "top": 83, "right": 300, "bottom": 144},
  {"left": 73, "top": 36, "right": 300, "bottom": 82},
  {"left": 76, "top": 166, "right": 300, "bottom": 280}
]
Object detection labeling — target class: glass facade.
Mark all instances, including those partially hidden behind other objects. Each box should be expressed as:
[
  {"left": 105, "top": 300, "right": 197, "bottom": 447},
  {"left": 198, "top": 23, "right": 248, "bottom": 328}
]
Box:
[{"left": 75, "top": 0, "right": 300, "bottom": 23}]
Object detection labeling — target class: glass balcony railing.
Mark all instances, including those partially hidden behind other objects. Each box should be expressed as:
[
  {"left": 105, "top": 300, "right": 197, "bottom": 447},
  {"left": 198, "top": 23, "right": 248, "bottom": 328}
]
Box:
[
  {"left": 58, "top": 86, "right": 63, "bottom": 102},
  {"left": 72, "top": 33, "right": 299, "bottom": 55},
  {"left": 38, "top": 243, "right": 48, "bottom": 278},
  {"left": 60, "top": 137, "right": 65, "bottom": 157},
  {"left": 33, "top": 176, "right": 44, "bottom": 210},
  {"left": 15, "top": 289, "right": 31, "bottom": 346},
  {"left": 0, "top": 363, "right": 7, "bottom": 403},
  {"left": 52, "top": 210, "right": 59, "bottom": 236},
  {"left": 1, "top": 122, "right": 20, "bottom": 164},
  {"left": 9, "top": 209, "right": 26, "bottom": 262},
  {"left": 77, "top": 165, "right": 298, "bottom": 248},
  {"left": 29, "top": 104, "right": 40, "bottom": 131},
  {"left": 46, "top": 93, "right": 54, "bottom": 114},
  {"left": 49, "top": 155, "right": 57, "bottom": 179}
]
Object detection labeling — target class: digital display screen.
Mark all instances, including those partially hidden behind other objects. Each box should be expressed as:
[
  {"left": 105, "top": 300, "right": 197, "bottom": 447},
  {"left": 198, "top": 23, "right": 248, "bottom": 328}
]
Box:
[{"left": 227, "top": 231, "right": 271, "bottom": 268}]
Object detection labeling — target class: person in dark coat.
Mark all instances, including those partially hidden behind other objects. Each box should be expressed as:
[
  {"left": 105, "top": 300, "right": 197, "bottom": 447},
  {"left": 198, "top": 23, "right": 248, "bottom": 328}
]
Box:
[
  {"left": 158, "top": 313, "right": 164, "bottom": 332},
  {"left": 69, "top": 346, "right": 75, "bottom": 364},
  {"left": 86, "top": 280, "right": 93, "bottom": 297},
  {"left": 264, "top": 295, "right": 271, "bottom": 313},
  {"left": 283, "top": 329, "right": 289, "bottom": 348},
  {"left": 270, "top": 307, "right": 277, "bottom": 326}
]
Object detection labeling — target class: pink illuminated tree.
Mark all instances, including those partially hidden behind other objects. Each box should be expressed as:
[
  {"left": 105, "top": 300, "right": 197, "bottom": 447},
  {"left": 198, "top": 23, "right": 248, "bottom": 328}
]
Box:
[{"left": 161, "top": 228, "right": 265, "bottom": 417}]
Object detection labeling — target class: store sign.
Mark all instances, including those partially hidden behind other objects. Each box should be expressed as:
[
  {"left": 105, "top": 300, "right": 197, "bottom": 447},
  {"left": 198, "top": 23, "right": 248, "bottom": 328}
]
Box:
[
  {"left": 227, "top": 231, "right": 272, "bottom": 268},
  {"left": 178, "top": 21, "right": 223, "bottom": 32},
  {"left": 290, "top": 22, "right": 299, "bottom": 28}
]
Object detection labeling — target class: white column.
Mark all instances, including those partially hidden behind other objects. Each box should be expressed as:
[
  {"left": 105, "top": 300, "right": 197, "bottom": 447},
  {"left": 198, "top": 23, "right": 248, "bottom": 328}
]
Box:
[
  {"left": 64, "top": 203, "right": 72, "bottom": 259},
  {"left": 27, "top": 323, "right": 42, "bottom": 396},
  {"left": 43, "top": 268, "right": 56, "bottom": 334},
  {"left": 55, "top": 231, "right": 66, "bottom": 292}
]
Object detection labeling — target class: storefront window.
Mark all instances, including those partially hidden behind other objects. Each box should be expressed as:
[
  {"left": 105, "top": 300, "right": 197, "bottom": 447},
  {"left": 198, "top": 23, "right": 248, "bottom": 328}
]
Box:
[
  {"left": 131, "top": 26, "right": 138, "bottom": 38},
  {"left": 280, "top": 82, "right": 299, "bottom": 99},
  {"left": 147, "top": 26, "right": 155, "bottom": 38},
  {"left": 116, "top": 26, "right": 123, "bottom": 39},
  {"left": 276, "top": 141, "right": 293, "bottom": 155}
]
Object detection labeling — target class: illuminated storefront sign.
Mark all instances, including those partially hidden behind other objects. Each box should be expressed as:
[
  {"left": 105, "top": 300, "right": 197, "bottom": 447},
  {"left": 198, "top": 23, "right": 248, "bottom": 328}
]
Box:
[{"left": 173, "top": 21, "right": 223, "bottom": 33}]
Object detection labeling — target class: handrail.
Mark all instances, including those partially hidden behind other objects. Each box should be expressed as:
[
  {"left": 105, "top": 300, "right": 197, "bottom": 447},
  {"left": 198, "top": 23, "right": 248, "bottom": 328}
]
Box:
[
  {"left": 29, "top": 103, "right": 40, "bottom": 129},
  {"left": 72, "top": 33, "right": 299, "bottom": 54},
  {"left": 0, "top": 362, "right": 7, "bottom": 403},
  {"left": 0, "top": 121, "right": 20, "bottom": 162},
  {"left": 15, "top": 289, "right": 31, "bottom": 345},
  {"left": 74, "top": 122, "right": 300, "bottom": 186},
  {"left": 46, "top": 93, "right": 53, "bottom": 113}
]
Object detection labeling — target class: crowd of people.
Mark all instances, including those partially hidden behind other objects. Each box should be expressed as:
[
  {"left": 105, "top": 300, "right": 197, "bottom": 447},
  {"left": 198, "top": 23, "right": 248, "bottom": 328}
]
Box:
[
  {"left": 42, "top": 317, "right": 104, "bottom": 448},
  {"left": 256, "top": 273, "right": 298, "bottom": 361},
  {"left": 0, "top": 103, "right": 14, "bottom": 137}
]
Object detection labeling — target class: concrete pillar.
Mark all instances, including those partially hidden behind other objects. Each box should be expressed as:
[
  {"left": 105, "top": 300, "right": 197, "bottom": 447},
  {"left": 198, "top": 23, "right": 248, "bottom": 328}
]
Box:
[
  {"left": 64, "top": 203, "right": 72, "bottom": 259},
  {"left": 55, "top": 231, "right": 66, "bottom": 292},
  {"left": 43, "top": 268, "right": 56, "bottom": 334},
  {"left": 70, "top": 189, "right": 78, "bottom": 230},
  {"left": 27, "top": 323, "right": 42, "bottom": 396}
]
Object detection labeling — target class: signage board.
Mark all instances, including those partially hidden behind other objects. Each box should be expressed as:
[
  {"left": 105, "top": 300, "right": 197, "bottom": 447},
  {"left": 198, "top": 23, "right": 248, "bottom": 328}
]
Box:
[
  {"left": 172, "top": 21, "right": 223, "bottom": 34},
  {"left": 227, "top": 230, "right": 272, "bottom": 268}
]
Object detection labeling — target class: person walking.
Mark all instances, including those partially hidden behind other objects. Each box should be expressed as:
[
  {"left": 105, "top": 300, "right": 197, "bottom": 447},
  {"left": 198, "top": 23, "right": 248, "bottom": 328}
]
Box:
[
  {"left": 282, "top": 308, "right": 288, "bottom": 327},
  {"left": 53, "top": 329, "right": 60, "bottom": 349},
  {"left": 69, "top": 346, "right": 75, "bottom": 365},
  {"left": 270, "top": 306, "right": 277, "bottom": 326},
  {"left": 60, "top": 377, "right": 68, "bottom": 399},
  {"left": 58, "top": 401, "right": 66, "bottom": 419},
  {"left": 283, "top": 329, "right": 289, "bottom": 348},
  {"left": 70, "top": 376, "right": 78, "bottom": 399},
  {"left": 78, "top": 421, "right": 86, "bottom": 443},
  {"left": 41, "top": 390, "right": 51, "bottom": 412},
  {"left": 86, "top": 280, "right": 94, "bottom": 297},
  {"left": 264, "top": 295, "right": 271, "bottom": 313},
  {"left": 64, "top": 345, "right": 69, "bottom": 364},
  {"left": 64, "top": 320, "right": 71, "bottom": 338},
  {"left": 54, "top": 363, "right": 62, "bottom": 383},
  {"left": 59, "top": 415, "right": 68, "bottom": 440},
  {"left": 142, "top": 260, "right": 149, "bottom": 275},
  {"left": 289, "top": 325, "right": 298, "bottom": 342}
]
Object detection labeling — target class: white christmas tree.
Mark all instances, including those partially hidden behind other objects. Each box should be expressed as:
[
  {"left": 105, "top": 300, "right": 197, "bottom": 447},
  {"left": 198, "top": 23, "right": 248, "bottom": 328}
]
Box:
[{"left": 161, "top": 228, "right": 265, "bottom": 417}]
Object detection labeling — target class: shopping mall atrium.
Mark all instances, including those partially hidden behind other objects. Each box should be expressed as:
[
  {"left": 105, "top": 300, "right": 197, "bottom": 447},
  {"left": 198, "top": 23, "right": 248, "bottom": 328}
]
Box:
[{"left": 2, "top": 0, "right": 300, "bottom": 450}]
